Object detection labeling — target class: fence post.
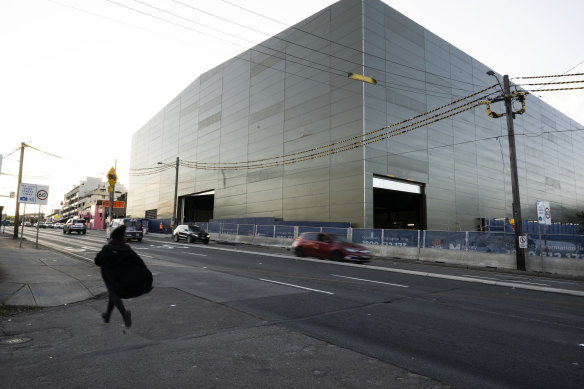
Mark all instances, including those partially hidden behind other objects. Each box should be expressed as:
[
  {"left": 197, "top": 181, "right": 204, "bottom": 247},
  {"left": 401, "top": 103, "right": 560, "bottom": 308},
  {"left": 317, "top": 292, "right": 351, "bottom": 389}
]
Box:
[
  {"left": 294, "top": 226, "right": 299, "bottom": 239},
  {"left": 381, "top": 228, "right": 384, "bottom": 246},
  {"left": 465, "top": 231, "right": 469, "bottom": 251},
  {"left": 273, "top": 225, "right": 276, "bottom": 238},
  {"left": 348, "top": 227, "right": 352, "bottom": 242}
]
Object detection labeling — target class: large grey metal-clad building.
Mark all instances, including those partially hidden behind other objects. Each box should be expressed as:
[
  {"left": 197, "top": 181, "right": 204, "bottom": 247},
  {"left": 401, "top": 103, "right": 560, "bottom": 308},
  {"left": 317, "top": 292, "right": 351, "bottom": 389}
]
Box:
[{"left": 128, "top": 0, "right": 583, "bottom": 230}]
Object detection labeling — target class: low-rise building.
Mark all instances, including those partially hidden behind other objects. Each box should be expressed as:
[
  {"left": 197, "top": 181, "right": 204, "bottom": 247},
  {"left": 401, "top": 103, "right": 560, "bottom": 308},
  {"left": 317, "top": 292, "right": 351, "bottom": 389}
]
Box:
[{"left": 62, "top": 177, "right": 127, "bottom": 228}]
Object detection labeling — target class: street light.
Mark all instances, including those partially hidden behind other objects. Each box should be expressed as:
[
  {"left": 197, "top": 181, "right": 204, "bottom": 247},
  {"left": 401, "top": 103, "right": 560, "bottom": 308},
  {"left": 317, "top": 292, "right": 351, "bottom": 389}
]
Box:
[
  {"left": 486, "top": 70, "right": 503, "bottom": 92},
  {"left": 158, "top": 157, "right": 179, "bottom": 230}
]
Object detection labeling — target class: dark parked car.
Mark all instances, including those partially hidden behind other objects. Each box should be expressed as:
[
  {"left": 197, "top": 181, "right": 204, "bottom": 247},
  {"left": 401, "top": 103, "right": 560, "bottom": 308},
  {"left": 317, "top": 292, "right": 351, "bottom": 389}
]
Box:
[
  {"left": 107, "top": 218, "right": 143, "bottom": 242},
  {"left": 63, "top": 218, "right": 87, "bottom": 234},
  {"left": 172, "top": 224, "right": 210, "bottom": 244},
  {"left": 291, "top": 232, "right": 371, "bottom": 263}
]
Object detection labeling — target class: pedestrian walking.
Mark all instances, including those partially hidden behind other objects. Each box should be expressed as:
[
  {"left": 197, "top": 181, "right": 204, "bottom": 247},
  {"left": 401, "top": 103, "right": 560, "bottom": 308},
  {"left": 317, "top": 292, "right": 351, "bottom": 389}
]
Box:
[{"left": 95, "top": 225, "right": 153, "bottom": 329}]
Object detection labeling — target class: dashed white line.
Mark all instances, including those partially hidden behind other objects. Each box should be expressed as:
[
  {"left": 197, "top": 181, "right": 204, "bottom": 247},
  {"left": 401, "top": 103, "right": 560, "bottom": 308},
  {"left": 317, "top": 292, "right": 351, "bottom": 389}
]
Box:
[
  {"left": 182, "top": 252, "right": 207, "bottom": 257},
  {"left": 259, "top": 278, "right": 334, "bottom": 295},
  {"left": 331, "top": 274, "right": 408, "bottom": 288}
]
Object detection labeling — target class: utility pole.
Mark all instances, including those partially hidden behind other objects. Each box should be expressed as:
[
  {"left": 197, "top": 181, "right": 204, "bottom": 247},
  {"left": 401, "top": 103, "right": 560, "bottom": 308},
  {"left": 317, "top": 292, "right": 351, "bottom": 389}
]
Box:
[
  {"left": 503, "top": 75, "right": 526, "bottom": 271},
  {"left": 13, "top": 142, "right": 25, "bottom": 239},
  {"left": 172, "top": 157, "right": 179, "bottom": 229},
  {"left": 483, "top": 72, "right": 527, "bottom": 271}
]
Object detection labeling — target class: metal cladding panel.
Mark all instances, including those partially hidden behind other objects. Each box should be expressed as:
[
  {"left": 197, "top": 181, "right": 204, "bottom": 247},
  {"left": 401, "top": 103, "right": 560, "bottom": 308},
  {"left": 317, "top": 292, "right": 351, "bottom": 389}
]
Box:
[{"left": 129, "top": 0, "right": 583, "bottom": 228}]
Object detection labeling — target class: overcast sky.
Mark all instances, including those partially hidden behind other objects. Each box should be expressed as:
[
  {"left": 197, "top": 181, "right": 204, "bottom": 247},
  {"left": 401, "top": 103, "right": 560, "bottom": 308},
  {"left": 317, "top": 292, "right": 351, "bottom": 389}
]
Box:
[{"left": 1, "top": 0, "right": 583, "bottom": 217}]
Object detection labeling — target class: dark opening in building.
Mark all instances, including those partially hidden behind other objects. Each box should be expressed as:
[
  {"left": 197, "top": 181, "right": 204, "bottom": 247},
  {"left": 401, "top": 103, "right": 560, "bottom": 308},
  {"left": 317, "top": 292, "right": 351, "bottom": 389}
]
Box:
[
  {"left": 179, "top": 190, "right": 214, "bottom": 223},
  {"left": 373, "top": 176, "right": 426, "bottom": 230}
]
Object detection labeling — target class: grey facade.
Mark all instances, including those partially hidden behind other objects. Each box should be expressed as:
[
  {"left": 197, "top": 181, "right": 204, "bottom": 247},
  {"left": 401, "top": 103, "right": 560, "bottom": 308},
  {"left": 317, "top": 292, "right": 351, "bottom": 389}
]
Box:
[{"left": 128, "top": 0, "right": 583, "bottom": 230}]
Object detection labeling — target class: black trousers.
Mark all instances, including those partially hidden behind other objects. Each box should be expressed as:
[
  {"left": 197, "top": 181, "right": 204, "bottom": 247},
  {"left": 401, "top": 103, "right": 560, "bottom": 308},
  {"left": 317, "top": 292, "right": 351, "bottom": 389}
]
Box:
[{"left": 105, "top": 290, "right": 127, "bottom": 318}]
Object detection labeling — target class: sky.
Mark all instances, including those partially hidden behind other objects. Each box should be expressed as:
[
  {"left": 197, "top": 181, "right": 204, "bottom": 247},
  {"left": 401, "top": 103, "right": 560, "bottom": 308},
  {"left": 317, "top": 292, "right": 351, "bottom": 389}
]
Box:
[{"left": 1, "top": 0, "right": 583, "bottom": 217}]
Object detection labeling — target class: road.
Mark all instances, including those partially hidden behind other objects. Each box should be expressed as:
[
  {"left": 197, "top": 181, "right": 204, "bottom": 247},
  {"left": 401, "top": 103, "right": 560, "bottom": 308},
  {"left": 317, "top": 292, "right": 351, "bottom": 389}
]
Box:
[{"left": 20, "top": 227, "right": 584, "bottom": 388}]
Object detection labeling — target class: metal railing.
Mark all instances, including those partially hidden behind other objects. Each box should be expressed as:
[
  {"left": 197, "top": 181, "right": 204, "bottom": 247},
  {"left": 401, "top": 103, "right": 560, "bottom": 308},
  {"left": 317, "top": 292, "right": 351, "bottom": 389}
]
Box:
[{"left": 194, "top": 222, "right": 584, "bottom": 259}]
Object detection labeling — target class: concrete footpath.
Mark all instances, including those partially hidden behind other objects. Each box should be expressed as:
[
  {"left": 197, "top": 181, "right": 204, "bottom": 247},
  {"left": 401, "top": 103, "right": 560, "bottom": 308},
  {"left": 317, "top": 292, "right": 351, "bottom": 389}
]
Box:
[{"left": 0, "top": 233, "right": 452, "bottom": 388}]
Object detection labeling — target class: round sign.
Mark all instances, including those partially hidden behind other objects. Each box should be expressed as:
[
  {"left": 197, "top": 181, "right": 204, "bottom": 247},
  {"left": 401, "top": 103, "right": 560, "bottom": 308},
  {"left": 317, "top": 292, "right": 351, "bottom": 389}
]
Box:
[{"left": 37, "top": 190, "right": 48, "bottom": 200}]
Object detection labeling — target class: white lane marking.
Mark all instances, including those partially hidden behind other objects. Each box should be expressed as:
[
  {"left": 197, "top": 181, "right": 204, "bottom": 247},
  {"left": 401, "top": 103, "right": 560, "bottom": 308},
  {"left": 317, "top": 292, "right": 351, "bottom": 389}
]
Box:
[
  {"left": 502, "top": 279, "right": 550, "bottom": 287},
  {"left": 259, "top": 278, "right": 334, "bottom": 295},
  {"left": 142, "top": 255, "right": 153, "bottom": 258},
  {"left": 331, "top": 274, "right": 408, "bottom": 288},
  {"left": 464, "top": 275, "right": 550, "bottom": 287},
  {"left": 182, "top": 252, "right": 207, "bottom": 257},
  {"left": 462, "top": 275, "right": 500, "bottom": 281}
]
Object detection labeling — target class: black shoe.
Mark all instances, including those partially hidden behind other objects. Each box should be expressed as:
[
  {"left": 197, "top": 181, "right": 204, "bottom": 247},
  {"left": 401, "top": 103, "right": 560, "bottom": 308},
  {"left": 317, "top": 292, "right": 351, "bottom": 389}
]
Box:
[
  {"left": 101, "top": 312, "right": 110, "bottom": 323},
  {"left": 123, "top": 311, "right": 132, "bottom": 329}
]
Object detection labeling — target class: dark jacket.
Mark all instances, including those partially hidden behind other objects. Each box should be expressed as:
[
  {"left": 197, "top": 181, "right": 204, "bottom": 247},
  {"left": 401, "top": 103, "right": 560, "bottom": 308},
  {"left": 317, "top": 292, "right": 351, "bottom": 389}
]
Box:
[{"left": 95, "top": 239, "right": 153, "bottom": 299}]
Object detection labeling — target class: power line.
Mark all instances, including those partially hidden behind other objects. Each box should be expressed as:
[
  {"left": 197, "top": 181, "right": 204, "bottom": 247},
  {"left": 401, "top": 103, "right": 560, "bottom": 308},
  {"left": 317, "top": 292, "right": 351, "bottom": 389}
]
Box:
[
  {"left": 53, "top": 0, "right": 499, "bottom": 103},
  {"left": 129, "top": 97, "right": 584, "bottom": 174},
  {"left": 132, "top": 86, "right": 498, "bottom": 173},
  {"left": 182, "top": 86, "right": 499, "bottom": 168},
  {"left": 517, "top": 80, "right": 584, "bottom": 86},
  {"left": 105, "top": 0, "right": 490, "bottom": 96},
  {"left": 1, "top": 146, "right": 22, "bottom": 159},
  {"left": 218, "top": 0, "right": 487, "bottom": 90},
  {"left": 513, "top": 72, "right": 584, "bottom": 80},
  {"left": 527, "top": 86, "right": 584, "bottom": 92},
  {"left": 26, "top": 144, "right": 63, "bottom": 159}
]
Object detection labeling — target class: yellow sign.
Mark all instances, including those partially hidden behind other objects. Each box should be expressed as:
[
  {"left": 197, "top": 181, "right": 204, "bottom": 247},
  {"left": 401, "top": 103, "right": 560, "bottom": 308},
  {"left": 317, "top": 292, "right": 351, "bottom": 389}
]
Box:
[
  {"left": 348, "top": 72, "right": 377, "bottom": 85},
  {"left": 107, "top": 167, "right": 117, "bottom": 187}
]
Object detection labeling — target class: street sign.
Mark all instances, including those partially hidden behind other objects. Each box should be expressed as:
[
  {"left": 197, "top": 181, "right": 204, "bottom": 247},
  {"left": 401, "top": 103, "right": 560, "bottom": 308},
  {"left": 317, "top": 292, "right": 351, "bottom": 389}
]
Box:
[
  {"left": 103, "top": 200, "right": 125, "bottom": 208},
  {"left": 18, "top": 183, "right": 49, "bottom": 205},
  {"left": 107, "top": 167, "right": 117, "bottom": 187},
  {"left": 519, "top": 235, "right": 528, "bottom": 249},
  {"left": 536, "top": 200, "right": 551, "bottom": 225}
]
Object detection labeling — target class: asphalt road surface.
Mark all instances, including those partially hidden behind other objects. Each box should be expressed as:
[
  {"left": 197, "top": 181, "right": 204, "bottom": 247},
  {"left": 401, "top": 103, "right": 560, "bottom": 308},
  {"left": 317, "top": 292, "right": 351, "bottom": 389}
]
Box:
[{"left": 20, "top": 227, "right": 584, "bottom": 388}]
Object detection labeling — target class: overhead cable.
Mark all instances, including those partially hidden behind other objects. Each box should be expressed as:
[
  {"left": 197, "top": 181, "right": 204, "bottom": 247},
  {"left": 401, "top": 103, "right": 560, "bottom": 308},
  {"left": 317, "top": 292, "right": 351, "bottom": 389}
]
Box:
[
  {"left": 105, "top": 0, "right": 489, "bottom": 96},
  {"left": 513, "top": 72, "right": 584, "bottom": 79},
  {"left": 185, "top": 84, "right": 498, "bottom": 168}
]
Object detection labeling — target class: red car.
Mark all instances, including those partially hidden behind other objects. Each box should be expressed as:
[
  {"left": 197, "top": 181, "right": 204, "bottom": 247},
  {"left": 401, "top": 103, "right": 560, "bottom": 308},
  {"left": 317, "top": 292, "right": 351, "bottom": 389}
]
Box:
[{"left": 292, "top": 232, "right": 371, "bottom": 263}]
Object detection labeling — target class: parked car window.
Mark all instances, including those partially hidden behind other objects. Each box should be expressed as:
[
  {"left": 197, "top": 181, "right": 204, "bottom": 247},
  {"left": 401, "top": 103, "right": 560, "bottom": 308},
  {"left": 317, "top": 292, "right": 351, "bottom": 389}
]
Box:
[{"left": 125, "top": 219, "right": 141, "bottom": 228}]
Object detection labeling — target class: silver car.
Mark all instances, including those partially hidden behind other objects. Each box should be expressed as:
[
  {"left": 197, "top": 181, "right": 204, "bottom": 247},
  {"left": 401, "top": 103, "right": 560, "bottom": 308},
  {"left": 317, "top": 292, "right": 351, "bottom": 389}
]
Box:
[{"left": 63, "top": 218, "right": 87, "bottom": 235}]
